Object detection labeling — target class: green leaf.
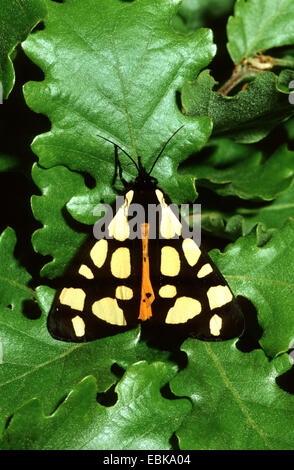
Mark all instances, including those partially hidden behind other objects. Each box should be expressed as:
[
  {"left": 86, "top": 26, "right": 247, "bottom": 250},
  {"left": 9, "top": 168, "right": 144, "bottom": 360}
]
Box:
[
  {"left": 285, "top": 116, "right": 294, "bottom": 140},
  {"left": 194, "top": 137, "right": 254, "bottom": 167},
  {"left": 31, "top": 164, "right": 87, "bottom": 278},
  {"left": 200, "top": 210, "right": 277, "bottom": 244},
  {"left": 227, "top": 0, "right": 294, "bottom": 64},
  {"left": 201, "top": 212, "right": 246, "bottom": 242},
  {"left": 173, "top": 0, "right": 235, "bottom": 34},
  {"left": 181, "top": 143, "right": 294, "bottom": 200},
  {"left": 0, "top": 362, "right": 191, "bottom": 450},
  {"left": 0, "top": 229, "right": 170, "bottom": 437},
  {"left": 0, "top": 0, "right": 47, "bottom": 98},
  {"left": 23, "top": 0, "right": 215, "bottom": 214},
  {"left": 277, "top": 69, "right": 294, "bottom": 94},
  {"left": 237, "top": 182, "right": 294, "bottom": 233},
  {"left": 181, "top": 69, "right": 294, "bottom": 143},
  {"left": 199, "top": 175, "right": 294, "bottom": 242},
  {"left": 0, "top": 227, "right": 33, "bottom": 318},
  {"left": 171, "top": 339, "right": 293, "bottom": 450},
  {"left": 211, "top": 219, "right": 294, "bottom": 357}
]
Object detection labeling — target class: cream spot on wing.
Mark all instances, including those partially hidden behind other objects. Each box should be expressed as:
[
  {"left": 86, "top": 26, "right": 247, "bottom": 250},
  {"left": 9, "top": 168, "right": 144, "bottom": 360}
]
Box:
[
  {"left": 92, "top": 297, "right": 126, "bottom": 325},
  {"left": 160, "top": 246, "right": 180, "bottom": 277},
  {"left": 155, "top": 189, "right": 165, "bottom": 205},
  {"left": 155, "top": 189, "right": 182, "bottom": 239},
  {"left": 71, "top": 316, "right": 85, "bottom": 337},
  {"left": 182, "top": 238, "right": 201, "bottom": 267},
  {"left": 197, "top": 263, "right": 213, "bottom": 278},
  {"left": 108, "top": 191, "right": 134, "bottom": 241},
  {"left": 90, "top": 239, "right": 108, "bottom": 268},
  {"left": 125, "top": 190, "right": 134, "bottom": 205},
  {"left": 159, "top": 285, "right": 177, "bottom": 298},
  {"left": 79, "top": 264, "right": 94, "bottom": 279},
  {"left": 207, "top": 285, "right": 233, "bottom": 310},
  {"left": 111, "top": 247, "right": 131, "bottom": 278},
  {"left": 165, "top": 296, "right": 202, "bottom": 324},
  {"left": 60, "top": 288, "right": 86, "bottom": 311},
  {"left": 115, "top": 285, "right": 133, "bottom": 300},
  {"left": 210, "top": 314, "right": 222, "bottom": 336}
]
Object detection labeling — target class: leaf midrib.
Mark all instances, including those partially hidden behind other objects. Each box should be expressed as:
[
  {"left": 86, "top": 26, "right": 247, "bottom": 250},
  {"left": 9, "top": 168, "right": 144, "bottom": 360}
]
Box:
[
  {"left": 225, "top": 274, "right": 294, "bottom": 289},
  {"left": 0, "top": 343, "right": 82, "bottom": 389},
  {"left": 0, "top": 274, "right": 33, "bottom": 296},
  {"left": 204, "top": 343, "right": 272, "bottom": 449}
]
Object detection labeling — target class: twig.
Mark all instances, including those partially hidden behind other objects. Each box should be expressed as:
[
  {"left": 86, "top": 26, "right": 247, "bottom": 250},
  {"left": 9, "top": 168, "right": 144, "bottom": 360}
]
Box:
[{"left": 218, "top": 52, "right": 294, "bottom": 96}]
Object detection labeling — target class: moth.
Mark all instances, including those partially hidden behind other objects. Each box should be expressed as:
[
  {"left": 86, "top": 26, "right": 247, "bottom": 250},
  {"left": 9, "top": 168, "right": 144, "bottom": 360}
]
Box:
[{"left": 48, "top": 129, "right": 244, "bottom": 343}]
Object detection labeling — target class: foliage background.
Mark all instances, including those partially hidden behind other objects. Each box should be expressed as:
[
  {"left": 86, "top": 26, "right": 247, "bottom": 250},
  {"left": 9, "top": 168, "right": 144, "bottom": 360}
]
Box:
[{"left": 1, "top": 0, "right": 294, "bottom": 450}]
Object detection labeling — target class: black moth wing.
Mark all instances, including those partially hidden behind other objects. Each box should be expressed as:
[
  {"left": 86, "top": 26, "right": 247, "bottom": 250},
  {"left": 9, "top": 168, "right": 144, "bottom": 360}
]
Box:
[
  {"left": 143, "top": 186, "right": 244, "bottom": 341},
  {"left": 147, "top": 235, "right": 244, "bottom": 341},
  {"left": 47, "top": 184, "right": 244, "bottom": 343},
  {"left": 47, "top": 232, "right": 143, "bottom": 343}
]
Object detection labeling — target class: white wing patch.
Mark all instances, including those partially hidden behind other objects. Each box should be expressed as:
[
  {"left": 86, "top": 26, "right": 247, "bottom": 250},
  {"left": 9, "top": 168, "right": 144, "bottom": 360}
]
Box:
[
  {"left": 159, "top": 285, "right": 177, "bottom": 298},
  {"left": 115, "top": 285, "right": 133, "bottom": 300},
  {"left": 92, "top": 297, "right": 126, "bottom": 325},
  {"left": 90, "top": 239, "right": 108, "bottom": 268},
  {"left": 111, "top": 247, "right": 131, "bottom": 279},
  {"left": 166, "top": 296, "right": 202, "bottom": 324},
  {"left": 71, "top": 315, "right": 86, "bottom": 337},
  {"left": 197, "top": 263, "right": 213, "bottom": 278},
  {"left": 207, "top": 285, "right": 233, "bottom": 310},
  {"left": 160, "top": 246, "right": 180, "bottom": 277},
  {"left": 155, "top": 189, "right": 182, "bottom": 239},
  {"left": 209, "top": 314, "right": 222, "bottom": 336},
  {"left": 60, "top": 288, "right": 86, "bottom": 311},
  {"left": 182, "top": 238, "right": 201, "bottom": 267},
  {"left": 79, "top": 264, "right": 94, "bottom": 279},
  {"left": 108, "top": 190, "right": 134, "bottom": 241}
]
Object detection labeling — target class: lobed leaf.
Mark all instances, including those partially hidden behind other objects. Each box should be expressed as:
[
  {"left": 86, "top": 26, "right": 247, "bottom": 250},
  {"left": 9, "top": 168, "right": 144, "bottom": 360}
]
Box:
[
  {"left": 0, "top": 229, "right": 170, "bottom": 438},
  {"left": 173, "top": 0, "right": 235, "bottom": 33},
  {"left": 23, "top": 0, "right": 215, "bottom": 214},
  {"left": 181, "top": 143, "right": 294, "bottom": 200},
  {"left": 200, "top": 180, "right": 294, "bottom": 242},
  {"left": 172, "top": 339, "right": 293, "bottom": 450},
  {"left": 181, "top": 69, "right": 294, "bottom": 143},
  {"left": 0, "top": 362, "right": 191, "bottom": 450},
  {"left": 0, "top": 0, "right": 46, "bottom": 98},
  {"left": 211, "top": 219, "right": 294, "bottom": 357},
  {"left": 227, "top": 0, "right": 294, "bottom": 64},
  {"left": 31, "top": 164, "right": 87, "bottom": 278}
]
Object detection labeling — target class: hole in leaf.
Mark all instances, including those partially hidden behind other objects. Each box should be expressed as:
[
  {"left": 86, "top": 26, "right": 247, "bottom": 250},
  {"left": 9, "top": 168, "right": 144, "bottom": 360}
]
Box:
[
  {"left": 175, "top": 90, "right": 183, "bottom": 114},
  {"left": 160, "top": 382, "right": 182, "bottom": 401},
  {"left": 80, "top": 172, "right": 96, "bottom": 189},
  {"left": 169, "top": 432, "right": 180, "bottom": 450},
  {"left": 236, "top": 296, "right": 263, "bottom": 353},
  {"left": 5, "top": 414, "right": 13, "bottom": 430},
  {"left": 33, "top": 21, "right": 45, "bottom": 32},
  {"left": 96, "top": 384, "right": 118, "bottom": 407},
  {"left": 22, "top": 299, "right": 42, "bottom": 320},
  {"left": 111, "top": 363, "right": 125, "bottom": 380},
  {"left": 50, "top": 393, "right": 68, "bottom": 415},
  {"left": 6, "top": 305, "right": 12, "bottom": 310},
  {"left": 276, "top": 365, "right": 294, "bottom": 395}
]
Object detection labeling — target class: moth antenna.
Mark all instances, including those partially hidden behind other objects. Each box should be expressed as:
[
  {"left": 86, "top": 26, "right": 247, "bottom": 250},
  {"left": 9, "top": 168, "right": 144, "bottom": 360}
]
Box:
[
  {"left": 96, "top": 133, "right": 139, "bottom": 172},
  {"left": 116, "top": 145, "right": 128, "bottom": 187},
  {"left": 112, "top": 145, "right": 128, "bottom": 187},
  {"left": 148, "top": 125, "right": 185, "bottom": 176}
]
